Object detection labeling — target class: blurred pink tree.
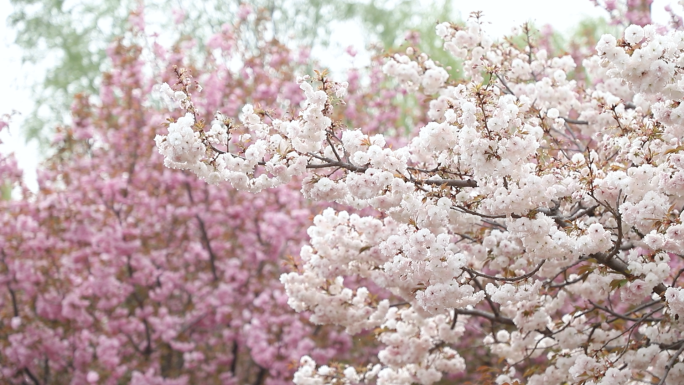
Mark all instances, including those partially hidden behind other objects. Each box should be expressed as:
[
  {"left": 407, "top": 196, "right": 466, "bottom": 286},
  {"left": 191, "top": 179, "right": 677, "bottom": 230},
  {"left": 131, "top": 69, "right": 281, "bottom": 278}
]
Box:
[{"left": 0, "top": 8, "right": 418, "bottom": 384}]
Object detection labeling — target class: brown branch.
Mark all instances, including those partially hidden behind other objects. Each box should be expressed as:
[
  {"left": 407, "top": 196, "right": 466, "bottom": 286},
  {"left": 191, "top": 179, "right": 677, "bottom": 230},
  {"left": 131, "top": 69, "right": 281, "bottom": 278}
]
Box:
[
  {"left": 561, "top": 117, "right": 589, "bottom": 125},
  {"left": 142, "top": 319, "right": 153, "bottom": 356},
  {"left": 465, "top": 272, "right": 501, "bottom": 319},
  {"left": 184, "top": 183, "right": 219, "bottom": 281},
  {"left": 325, "top": 134, "right": 342, "bottom": 162},
  {"left": 585, "top": 193, "right": 665, "bottom": 294},
  {"left": 42, "top": 358, "right": 49, "bottom": 385},
  {"left": 7, "top": 285, "right": 18, "bottom": 318},
  {"left": 453, "top": 308, "right": 515, "bottom": 326},
  {"left": 659, "top": 342, "right": 684, "bottom": 385},
  {"left": 624, "top": 300, "right": 663, "bottom": 317},
  {"left": 230, "top": 341, "right": 239, "bottom": 375},
  {"left": 453, "top": 205, "right": 507, "bottom": 219},
  {"left": 463, "top": 261, "right": 545, "bottom": 283},
  {"left": 1, "top": 250, "right": 19, "bottom": 318},
  {"left": 123, "top": 332, "right": 145, "bottom": 355},
  {"left": 195, "top": 214, "right": 219, "bottom": 281},
  {"left": 253, "top": 366, "right": 267, "bottom": 385},
  {"left": 521, "top": 23, "right": 538, "bottom": 81},
  {"left": 423, "top": 179, "right": 478, "bottom": 188},
  {"left": 589, "top": 300, "right": 661, "bottom": 323},
  {"left": 589, "top": 252, "right": 667, "bottom": 296},
  {"left": 24, "top": 368, "right": 41, "bottom": 385},
  {"left": 481, "top": 219, "right": 508, "bottom": 230},
  {"left": 545, "top": 272, "right": 589, "bottom": 289},
  {"left": 450, "top": 312, "right": 459, "bottom": 330},
  {"left": 672, "top": 268, "right": 684, "bottom": 286},
  {"left": 495, "top": 73, "right": 516, "bottom": 97},
  {"left": 661, "top": 340, "right": 684, "bottom": 350},
  {"left": 603, "top": 190, "right": 624, "bottom": 261},
  {"left": 563, "top": 121, "right": 585, "bottom": 153},
  {"left": 307, "top": 153, "right": 478, "bottom": 187},
  {"left": 567, "top": 204, "right": 599, "bottom": 221}
]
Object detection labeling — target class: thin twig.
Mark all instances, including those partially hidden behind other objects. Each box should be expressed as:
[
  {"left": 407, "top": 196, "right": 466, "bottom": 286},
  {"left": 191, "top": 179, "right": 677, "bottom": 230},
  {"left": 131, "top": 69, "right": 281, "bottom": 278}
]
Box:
[
  {"left": 462, "top": 261, "right": 545, "bottom": 283},
  {"left": 658, "top": 343, "right": 684, "bottom": 385},
  {"left": 453, "top": 308, "right": 515, "bottom": 326},
  {"left": 561, "top": 117, "right": 589, "bottom": 125}
]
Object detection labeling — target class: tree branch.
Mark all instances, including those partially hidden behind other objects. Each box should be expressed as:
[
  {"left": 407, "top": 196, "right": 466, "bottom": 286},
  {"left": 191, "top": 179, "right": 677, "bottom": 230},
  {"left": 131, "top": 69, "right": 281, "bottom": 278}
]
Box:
[
  {"left": 453, "top": 308, "right": 515, "bottom": 326},
  {"left": 184, "top": 183, "right": 219, "bottom": 281},
  {"left": 462, "top": 261, "right": 545, "bottom": 283},
  {"left": 659, "top": 342, "right": 684, "bottom": 385}
]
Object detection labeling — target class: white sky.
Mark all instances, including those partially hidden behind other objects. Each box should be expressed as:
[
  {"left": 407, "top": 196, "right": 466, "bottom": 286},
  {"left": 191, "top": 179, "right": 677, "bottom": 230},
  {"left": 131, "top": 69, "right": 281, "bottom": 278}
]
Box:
[
  {"left": 0, "top": 0, "right": 679, "bottom": 191},
  {"left": 1, "top": 0, "right": 39, "bottom": 190},
  {"left": 315, "top": 0, "right": 615, "bottom": 76}
]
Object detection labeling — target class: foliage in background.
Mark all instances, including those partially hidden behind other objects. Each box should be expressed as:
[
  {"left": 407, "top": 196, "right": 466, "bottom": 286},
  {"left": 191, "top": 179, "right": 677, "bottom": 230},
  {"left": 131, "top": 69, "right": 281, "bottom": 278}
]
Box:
[
  {"left": 6, "top": 0, "right": 454, "bottom": 147},
  {"left": 0, "top": 6, "right": 437, "bottom": 383}
]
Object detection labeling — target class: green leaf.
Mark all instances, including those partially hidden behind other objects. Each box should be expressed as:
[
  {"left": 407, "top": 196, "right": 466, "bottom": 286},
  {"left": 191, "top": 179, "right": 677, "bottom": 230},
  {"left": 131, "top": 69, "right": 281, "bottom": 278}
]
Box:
[{"left": 609, "top": 278, "right": 629, "bottom": 291}]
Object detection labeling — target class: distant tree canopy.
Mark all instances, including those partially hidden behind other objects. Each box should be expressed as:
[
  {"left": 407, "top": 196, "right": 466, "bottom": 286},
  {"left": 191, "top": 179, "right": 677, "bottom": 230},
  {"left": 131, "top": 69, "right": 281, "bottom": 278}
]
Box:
[{"left": 7, "top": 0, "right": 456, "bottom": 146}]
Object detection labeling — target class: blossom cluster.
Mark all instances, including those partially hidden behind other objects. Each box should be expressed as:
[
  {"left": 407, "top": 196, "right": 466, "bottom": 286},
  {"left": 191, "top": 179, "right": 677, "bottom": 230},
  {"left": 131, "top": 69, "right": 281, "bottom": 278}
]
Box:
[{"left": 158, "top": 4, "right": 684, "bottom": 383}]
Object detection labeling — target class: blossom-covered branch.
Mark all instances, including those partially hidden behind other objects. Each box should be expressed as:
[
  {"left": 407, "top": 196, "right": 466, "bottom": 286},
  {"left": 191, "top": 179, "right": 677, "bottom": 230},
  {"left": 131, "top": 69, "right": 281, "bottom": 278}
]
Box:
[{"left": 157, "top": 4, "right": 684, "bottom": 385}]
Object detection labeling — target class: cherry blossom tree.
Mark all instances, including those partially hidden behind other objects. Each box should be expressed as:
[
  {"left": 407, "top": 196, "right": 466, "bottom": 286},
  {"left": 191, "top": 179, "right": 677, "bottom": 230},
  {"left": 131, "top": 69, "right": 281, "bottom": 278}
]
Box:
[
  {"left": 592, "top": 0, "right": 653, "bottom": 26},
  {"left": 0, "top": 9, "right": 423, "bottom": 384},
  {"left": 157, "top": 1, "right": 684, "bottom": 383}
]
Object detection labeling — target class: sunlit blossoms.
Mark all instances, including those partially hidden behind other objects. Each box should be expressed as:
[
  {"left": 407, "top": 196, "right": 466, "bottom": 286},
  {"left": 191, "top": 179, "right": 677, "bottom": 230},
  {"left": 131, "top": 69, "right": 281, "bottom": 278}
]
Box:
[{"left": 157, "top": 4, "right": 684, "bottom": 384}]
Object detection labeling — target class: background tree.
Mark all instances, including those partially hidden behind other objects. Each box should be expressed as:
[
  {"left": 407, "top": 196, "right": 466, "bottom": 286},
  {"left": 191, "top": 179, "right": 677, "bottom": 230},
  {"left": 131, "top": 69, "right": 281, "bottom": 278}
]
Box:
[
  {"left": 6, "top": 0, "right": 454, "bottom": 147},
  {"left": 0, "top": 5, "right": 433, "bottom": 383}
]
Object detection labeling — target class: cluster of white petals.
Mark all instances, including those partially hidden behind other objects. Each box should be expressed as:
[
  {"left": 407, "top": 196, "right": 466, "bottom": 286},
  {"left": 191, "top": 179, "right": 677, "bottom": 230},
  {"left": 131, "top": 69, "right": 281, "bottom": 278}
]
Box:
[
  {"left": 155, "top": 113, "right": 205, "bottom": 169},
  {"left": 157, "top": 12, "right": 684, "bottom": 384}
]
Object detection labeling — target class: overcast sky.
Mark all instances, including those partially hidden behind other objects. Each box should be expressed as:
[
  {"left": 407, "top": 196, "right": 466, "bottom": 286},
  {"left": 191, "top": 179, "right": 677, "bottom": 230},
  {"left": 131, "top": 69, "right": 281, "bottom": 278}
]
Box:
[{"left": 0, "top": 0, "right": 679, "bottom": 190}]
